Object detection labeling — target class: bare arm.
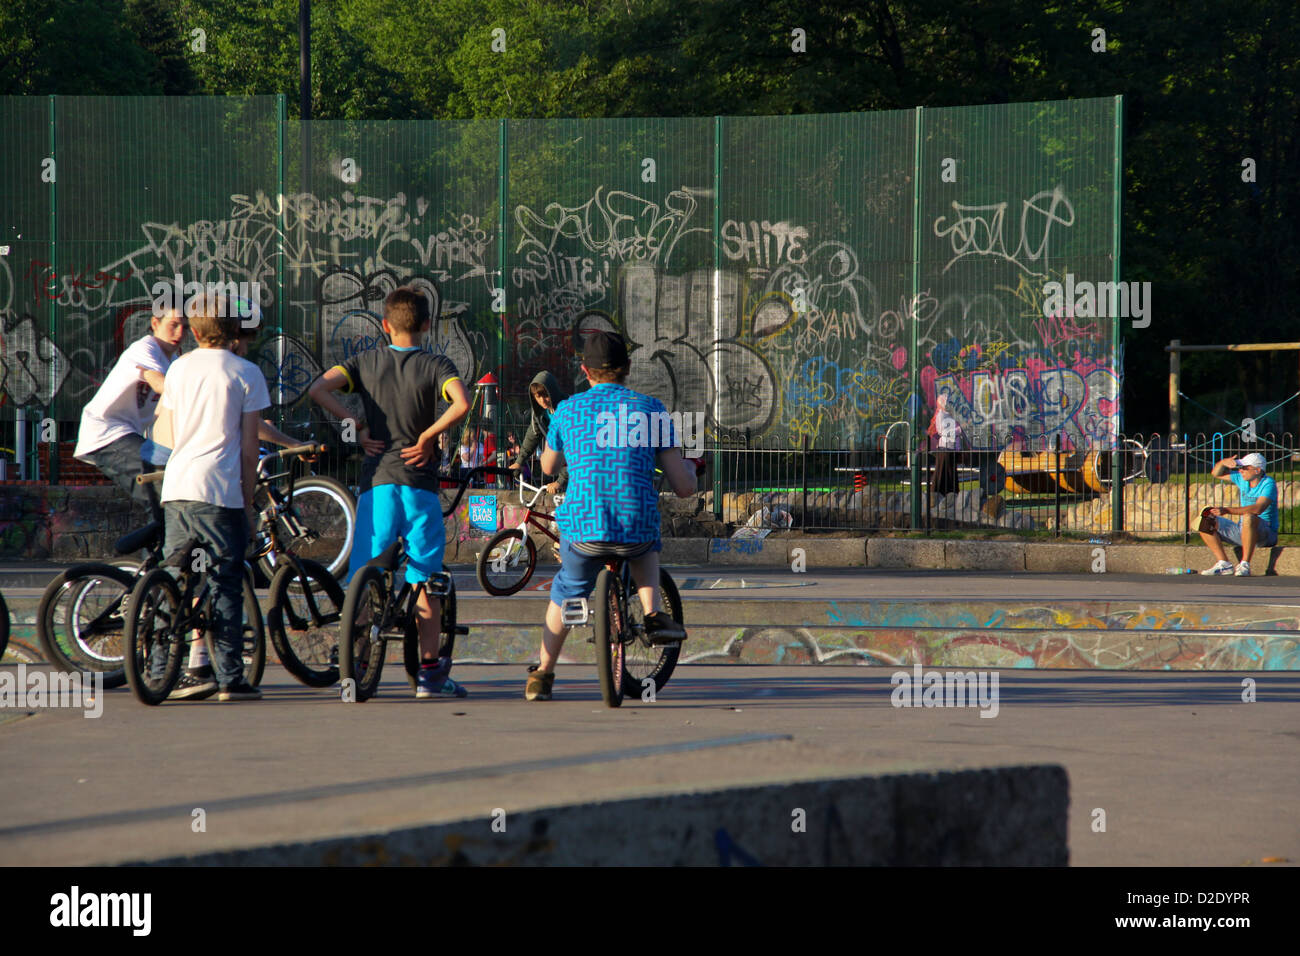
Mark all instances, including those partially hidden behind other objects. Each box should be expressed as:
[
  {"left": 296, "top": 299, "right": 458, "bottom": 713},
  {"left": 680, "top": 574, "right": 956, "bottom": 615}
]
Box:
[
  {"left": 241, "top": 409, "right": 262, "bottom": 517},
  {"left": 540, "top": 441, "right": 563, "bottom": 476},
  {"left": 140, "top": 367, "right": 166, "bottom": 396},
  {"left": 309, "top": 367, "right": 382, "bottom": 455},
  {"left": 656, "top": 448, "right": 698, "bottom": 498},
  {"left": 151, "top": 404, "right": 174, "bottom": 448},
  {"left": 1211, "top": 457, "right": 1239, "bottom": 481},
  {"left": 257, "top": 419, "right": 299, "bottom": 447}
]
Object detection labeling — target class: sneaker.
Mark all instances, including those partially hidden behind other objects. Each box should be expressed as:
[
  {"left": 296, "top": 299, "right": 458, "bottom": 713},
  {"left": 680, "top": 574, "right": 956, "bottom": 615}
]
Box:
[
  {"left": 644, "top": 611, "right": 686, "bottom": 644},
  {"left": 525, "top": 664, "right": 554, "bottom": 701},
  {"left": 416, "top": 662, "right": 469, "bottom": 699},
  {"left": 170, "top": 666, "right": 218, "bottom": 701},
  {"left": 1234, "top": 561, "right": 1251, "bottom": 577},
  {"left": 217, "top": 680, "right": 262, "bottom": 701},
  {"left": 1201, "top": 560, "right": 1234, "bottom": 575}
]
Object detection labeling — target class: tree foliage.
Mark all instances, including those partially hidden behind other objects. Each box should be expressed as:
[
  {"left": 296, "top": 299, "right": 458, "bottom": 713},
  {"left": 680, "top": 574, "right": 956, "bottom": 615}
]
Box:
[{"left": 2, "top": 0, "right": 1297, "bottom": 429}]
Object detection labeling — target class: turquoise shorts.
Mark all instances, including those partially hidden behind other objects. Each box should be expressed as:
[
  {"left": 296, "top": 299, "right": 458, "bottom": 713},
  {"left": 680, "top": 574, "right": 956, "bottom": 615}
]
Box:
[{"left": 349, "top": 484, "right": 446, "bottom": 585}]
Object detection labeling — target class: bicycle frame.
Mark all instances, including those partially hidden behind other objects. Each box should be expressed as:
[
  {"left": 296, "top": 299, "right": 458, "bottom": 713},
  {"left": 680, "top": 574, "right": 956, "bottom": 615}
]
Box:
[{"left": 510, "top": 478, "right": 561, "bottom": 545}]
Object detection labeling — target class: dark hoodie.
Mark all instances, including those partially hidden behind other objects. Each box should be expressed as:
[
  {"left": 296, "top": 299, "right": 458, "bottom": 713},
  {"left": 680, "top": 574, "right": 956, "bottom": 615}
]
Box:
[{"left": 516, "top": 370, "right": 568, "bottom": 492}]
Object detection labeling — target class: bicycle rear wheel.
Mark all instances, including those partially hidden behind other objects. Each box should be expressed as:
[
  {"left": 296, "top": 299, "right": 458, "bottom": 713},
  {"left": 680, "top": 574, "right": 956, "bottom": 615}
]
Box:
[
  {"left": 267, "top": 558, "right": 343, "bottom": 687},
  {"left": 476, "top": 529, "right": 537, "bottom": 596},
  {"left": 37, "top": 563, "right": 135, "bottom": 689},
  {"left": 0, "top": 591, "right": 8, "bottom": 661},
  {"left": 338, "top": 566, "right": 389, "bottom": 701},
  {"left": 260, "top": 476, "right": 356, "bottom": 580},
  {"left": 620, "top": 569, "right": 683, "bottom": 700},
  {"left": 592, "top": 568, "right": 625, "bottom": 708},
  {"left": 123, "top": 569, "right": 185, "bottom": 706}
]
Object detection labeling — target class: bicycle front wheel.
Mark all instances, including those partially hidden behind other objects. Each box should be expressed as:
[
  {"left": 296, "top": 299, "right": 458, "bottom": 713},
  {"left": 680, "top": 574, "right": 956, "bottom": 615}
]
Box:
[
  {"left": 37, "top": 563, "right": 136, "bottom": 689},
  {"left": 267, "top": 558, "right": 343, "bottom": 686},
  {"left": 476, "top": 529, "right": 537, "bottom": 596},
  {"left": 338, "top": 566, "right": 389, "bottom": 701},
  {"left": 262, "top": 476, "right": 356, "bottom": 580},
  {"left": 621, "top": 569, "right": 683, "bottom": 700},
  {"left": 592, "top": 568, "right": 624, "bottom": 708},
  {"left": 123, "top": 569, "right": 185, "bottom": 706}
]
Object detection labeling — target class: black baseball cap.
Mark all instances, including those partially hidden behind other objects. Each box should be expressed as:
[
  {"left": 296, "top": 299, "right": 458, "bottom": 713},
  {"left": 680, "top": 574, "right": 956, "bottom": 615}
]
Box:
[{"left": 582, "top": 330, "right": 629, "bottom": 370}]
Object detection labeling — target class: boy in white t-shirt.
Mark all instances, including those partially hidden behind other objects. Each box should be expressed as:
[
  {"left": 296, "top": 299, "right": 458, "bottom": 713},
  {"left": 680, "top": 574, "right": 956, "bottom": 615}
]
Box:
[
  {"left": 157, "top": 299, "right": 270, "bottom": 702},
  {"left": 73, "top": 309, "right": 187, "bottom": 522}
]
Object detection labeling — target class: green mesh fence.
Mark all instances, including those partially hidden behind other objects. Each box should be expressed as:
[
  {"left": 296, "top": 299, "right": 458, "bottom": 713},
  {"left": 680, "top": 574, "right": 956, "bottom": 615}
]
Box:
[{"left": 0, "top": 95, "right": 1120, "bottom": 479}]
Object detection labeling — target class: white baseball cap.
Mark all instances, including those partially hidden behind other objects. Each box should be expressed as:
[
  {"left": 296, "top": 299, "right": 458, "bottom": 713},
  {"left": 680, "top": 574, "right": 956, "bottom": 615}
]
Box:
[{"left": 1237, "top": 453, "right": 1267, "bottom": 471}]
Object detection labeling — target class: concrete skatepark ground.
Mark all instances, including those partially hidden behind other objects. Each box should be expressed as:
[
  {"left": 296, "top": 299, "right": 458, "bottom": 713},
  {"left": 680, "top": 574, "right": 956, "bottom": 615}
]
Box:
[{"left": 1, "top": 565, "right": 1297, "bottom": 866}]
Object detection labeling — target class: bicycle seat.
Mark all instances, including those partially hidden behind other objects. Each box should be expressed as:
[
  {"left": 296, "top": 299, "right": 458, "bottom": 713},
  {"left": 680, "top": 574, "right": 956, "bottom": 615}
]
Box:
[
  {"left": 164, "top": 537, "right": 203, "bottom": 569},
  {"left": 364, "top": 539, "right": 404, "bottom": 572},
  {"left": 570, "top": 541, "right": 656, "bottom": 560},
  {"left": 114, "top": 520, "right": 161, "bottom": 555}
]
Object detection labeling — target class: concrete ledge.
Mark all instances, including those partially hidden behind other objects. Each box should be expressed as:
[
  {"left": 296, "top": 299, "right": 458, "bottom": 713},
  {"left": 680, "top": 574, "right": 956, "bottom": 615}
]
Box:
[
  {"left": 869, "top": 538, "right": 945, "bottom": 569},
  {"left": 946, "top": 540, "right": 1025, "bottom": 571},
  {"left": 133, "top": 765, "right": 1069, "bottom": 866},
  {"left": 783, "top": 538, "right": 867, "bottom": 567},
  {"left": 707, "top": 537, "right": 786, "bottom": 565},
  {"left": 1024, "top": 543, "right": 1091, "bottom": 573},
  {"left": 661, "top": 538, "right": 708, "bottom": 564}
]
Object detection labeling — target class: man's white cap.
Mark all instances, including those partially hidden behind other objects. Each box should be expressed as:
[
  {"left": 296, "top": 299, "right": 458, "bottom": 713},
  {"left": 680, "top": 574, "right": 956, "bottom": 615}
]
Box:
[{"left": 1238, "top": 452, "right": 1267, "bottom": 470}]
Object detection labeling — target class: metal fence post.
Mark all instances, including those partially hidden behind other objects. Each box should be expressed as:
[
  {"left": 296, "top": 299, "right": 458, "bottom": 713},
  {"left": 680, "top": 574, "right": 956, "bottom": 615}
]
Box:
[
  {"left": 1054, "top": 433, "right": 1062, "bottom": 538},
  {"left": 801, "top": 433, "right": 808, "bottom": 529},
  {"left": 1183, "top": 434, "right": 1191, "bottom": 544}
]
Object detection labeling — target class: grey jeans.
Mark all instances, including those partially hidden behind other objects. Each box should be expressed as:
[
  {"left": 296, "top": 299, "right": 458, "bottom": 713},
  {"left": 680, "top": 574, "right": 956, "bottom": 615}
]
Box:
[
  {"left": 79, "top": 433, "right": 163, "bottom": 524},
  {"left": 163, "top": 500, "right": 250, "bottom": 688}
]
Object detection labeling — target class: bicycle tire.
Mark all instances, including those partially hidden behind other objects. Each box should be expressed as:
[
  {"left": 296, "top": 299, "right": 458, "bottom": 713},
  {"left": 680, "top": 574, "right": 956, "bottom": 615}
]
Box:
[
  {"left": 258, "top": 476, "right": 356, "bottom": 581},
  {"left": 267, "top": 558, "right": 343, "bottom": 687},
  {"left": 620, "top": 569, "right": 683, "bottom": 699},
  {"left": 0, "top": 591, "right": 9, "bottom": 661},
  {"left": 338, "top": 566, "right": 389, "bottom": 701},
  {"left": 122, "top": 569, "right": 185, "bottom": 706},
  {"left": 592, "top": 568, "right": 624, "bottom": 708},
  {"left": 403, "top": 577, "right": 457, "bottom": 690},
  {"left": 36, "top": 563, "right": 136, "bottom": 689},
  {"left": 475, "top": 529, "right": 537, "bottom": 596}
]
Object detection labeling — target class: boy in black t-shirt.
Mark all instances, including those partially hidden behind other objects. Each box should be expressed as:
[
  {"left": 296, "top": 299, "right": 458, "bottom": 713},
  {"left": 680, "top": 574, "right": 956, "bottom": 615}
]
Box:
[{"left": 309, "top": 287, "right": 471, "bottom": 697}]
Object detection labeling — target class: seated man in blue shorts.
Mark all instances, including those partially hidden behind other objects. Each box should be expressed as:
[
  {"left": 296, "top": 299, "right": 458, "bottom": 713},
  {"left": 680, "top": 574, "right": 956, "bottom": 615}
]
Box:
[
  {"left": 1200, "top": 452, "right": 1278, "bottom": 577},
  {"left": 524, "top": 330, "right": 698, "bottom": 701},
  {"left": 308, "top": 286, "right": 471, "bottom": 697}
]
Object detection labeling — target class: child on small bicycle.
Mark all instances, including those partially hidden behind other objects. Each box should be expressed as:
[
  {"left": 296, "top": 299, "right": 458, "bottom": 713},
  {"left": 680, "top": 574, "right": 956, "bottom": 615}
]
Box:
[
  {"left": 525, "top": 331, "right": 697, "bottom": 701},
  {"left": 308, "top": 286, "right": 471, "bottom": 698}
]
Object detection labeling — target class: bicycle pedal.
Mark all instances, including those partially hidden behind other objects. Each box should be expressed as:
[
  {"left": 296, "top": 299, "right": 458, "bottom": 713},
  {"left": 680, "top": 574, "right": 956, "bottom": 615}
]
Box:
[
  {"left": 425, "top": 572, "right": 453, "bottom": 598},
  {"left": 561, "top": 598, "right": 589, "bottom": 626}
]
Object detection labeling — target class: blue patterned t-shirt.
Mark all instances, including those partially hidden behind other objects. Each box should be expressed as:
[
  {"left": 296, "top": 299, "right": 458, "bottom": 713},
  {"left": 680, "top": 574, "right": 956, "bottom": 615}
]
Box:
[{"left": 547, "top": 383, "right": 677, "bottom": 542}]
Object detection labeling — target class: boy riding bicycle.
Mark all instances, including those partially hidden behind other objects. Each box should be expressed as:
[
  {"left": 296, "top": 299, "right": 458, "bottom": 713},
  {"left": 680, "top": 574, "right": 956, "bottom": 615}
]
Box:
[
  {"left": 525, "top": 330, "right": 697, "bottom": 701},
  {"left": 309, "top": 286, "right": 471, "bottom": 698}
]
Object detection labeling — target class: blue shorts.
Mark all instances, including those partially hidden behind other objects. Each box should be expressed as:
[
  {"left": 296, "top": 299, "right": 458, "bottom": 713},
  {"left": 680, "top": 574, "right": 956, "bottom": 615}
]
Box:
[
  {"left": 1216, "top": 516, "right": 1277, "bottom": 548},
  {"left": 349, "top": 484, "right": 446, "bottom": 585},
  {"left": 549, "top": 536, "right": 661, "bottom": 604}
]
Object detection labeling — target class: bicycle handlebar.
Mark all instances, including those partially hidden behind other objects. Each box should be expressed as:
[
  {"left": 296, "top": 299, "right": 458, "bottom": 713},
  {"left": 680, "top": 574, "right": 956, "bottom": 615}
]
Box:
[
  {"left": 135, "top": 471, "right": 164, "bottom": 485},
  {"left": 263, "top": 442, "right": 325, "bottom": 461}
]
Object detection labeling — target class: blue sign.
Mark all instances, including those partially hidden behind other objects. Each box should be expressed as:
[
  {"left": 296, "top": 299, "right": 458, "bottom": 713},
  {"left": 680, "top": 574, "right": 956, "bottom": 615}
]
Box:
[{"left": 468, "top": 494, "right": 497, "bottom": 534}]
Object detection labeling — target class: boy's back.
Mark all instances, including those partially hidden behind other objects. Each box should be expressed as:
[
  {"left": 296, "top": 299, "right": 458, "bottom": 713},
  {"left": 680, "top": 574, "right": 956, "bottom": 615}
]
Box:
[
  {"left": 161, "top": 347, "right": 269, "bottom": 508},
  {"left": 334, "top": 346, "right": 460, "bottom": 494}
]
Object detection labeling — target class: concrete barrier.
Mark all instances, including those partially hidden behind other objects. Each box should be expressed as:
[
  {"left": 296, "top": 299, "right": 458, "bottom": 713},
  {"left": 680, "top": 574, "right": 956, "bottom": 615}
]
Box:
[{"left": 132, "top": 764, "right": 1069, "bottom": 866}]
